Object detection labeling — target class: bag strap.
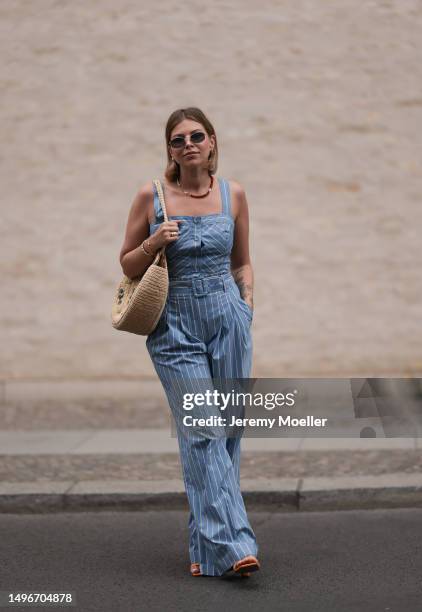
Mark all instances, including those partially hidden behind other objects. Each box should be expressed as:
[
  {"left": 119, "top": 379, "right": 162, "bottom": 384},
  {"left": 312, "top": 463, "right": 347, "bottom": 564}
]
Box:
[
  {"left": 153, "top": 179, "right": 169, "bottom": 223},
  {"left": 149, "top": 179, "right": 168, "bottom": 264}
]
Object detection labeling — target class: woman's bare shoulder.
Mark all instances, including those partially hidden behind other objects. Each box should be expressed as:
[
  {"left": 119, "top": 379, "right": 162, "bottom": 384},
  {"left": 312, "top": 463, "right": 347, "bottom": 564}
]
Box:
[
  {"left": 227, "top": 179, "right": 248, "bottom": 219},
  {"left": 137, "top": 180, "right": 156, "bottom": 200},
  {"left": 124, "top": 181, "right": 156, "bottom": 225},
  {"left": 228, "top": 179, "right": 245, "bottom": 194}
]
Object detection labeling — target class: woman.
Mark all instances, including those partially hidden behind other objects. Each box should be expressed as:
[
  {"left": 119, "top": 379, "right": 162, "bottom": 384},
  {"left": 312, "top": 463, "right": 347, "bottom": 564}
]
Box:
[{"left": 119, "top": 107, "right": 260, "bottom": 578}]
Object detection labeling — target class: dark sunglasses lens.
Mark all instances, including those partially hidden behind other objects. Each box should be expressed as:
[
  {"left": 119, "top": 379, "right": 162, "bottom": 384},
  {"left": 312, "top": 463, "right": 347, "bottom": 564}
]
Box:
[
  {"left": 170, "top": 137, "right": 185, "bottom": 148},
  {"left": 191, "top": 132, "right": 205, "bottom": 143}
]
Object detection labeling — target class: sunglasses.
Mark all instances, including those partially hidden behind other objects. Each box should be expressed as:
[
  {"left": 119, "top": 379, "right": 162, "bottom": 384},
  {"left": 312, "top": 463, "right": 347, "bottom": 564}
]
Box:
[{"left": 169, "top": 131, "right": 206, "bottom": 149}]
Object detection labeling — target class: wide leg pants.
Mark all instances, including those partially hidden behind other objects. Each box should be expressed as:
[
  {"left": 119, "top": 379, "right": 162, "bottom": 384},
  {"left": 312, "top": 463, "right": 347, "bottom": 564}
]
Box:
[{"left": 146, "top": 272, "right": 258, "bottom": 576}]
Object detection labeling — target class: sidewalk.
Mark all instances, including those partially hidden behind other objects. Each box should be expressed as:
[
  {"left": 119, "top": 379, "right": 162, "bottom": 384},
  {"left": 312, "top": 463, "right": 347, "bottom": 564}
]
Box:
[
  {"left": 1, "top": 382, "right": 421, "bottom": 513},
  {"left": 1, "top": 429, "right": 421, "bottom": 513}
]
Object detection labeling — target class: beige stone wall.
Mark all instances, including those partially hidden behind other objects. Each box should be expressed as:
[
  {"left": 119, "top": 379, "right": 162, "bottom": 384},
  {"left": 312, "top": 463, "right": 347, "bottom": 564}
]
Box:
[{"left": 1, "top": 0, "right": 421, "bottom": 380}]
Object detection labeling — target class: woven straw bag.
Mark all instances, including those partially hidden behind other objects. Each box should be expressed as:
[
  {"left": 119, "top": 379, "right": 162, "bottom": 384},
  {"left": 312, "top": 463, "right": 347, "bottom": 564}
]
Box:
[{"left": 111, "top": 179, "right": 169, "bottom": 335}]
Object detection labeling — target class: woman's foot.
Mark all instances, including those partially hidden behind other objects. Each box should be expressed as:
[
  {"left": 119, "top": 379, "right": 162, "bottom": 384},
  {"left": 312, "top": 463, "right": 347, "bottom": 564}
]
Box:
[
  {"left": 232, "top": 555, "right": 260, "bottom": 575},
  {"left": 190, "top": 562, "right": 202, "bottom": 577}
]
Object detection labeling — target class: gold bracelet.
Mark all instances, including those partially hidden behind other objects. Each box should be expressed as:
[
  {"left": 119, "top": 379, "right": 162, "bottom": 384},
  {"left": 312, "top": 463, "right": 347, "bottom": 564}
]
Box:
[{"left": 140, "top": 240, "right": 154, "bottom": 257}]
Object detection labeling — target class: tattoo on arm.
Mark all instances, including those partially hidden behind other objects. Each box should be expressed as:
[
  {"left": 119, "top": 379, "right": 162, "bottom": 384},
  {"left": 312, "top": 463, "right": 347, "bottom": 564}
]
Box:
[{"left": 232, "top": 267, "right": 253, "bottom": 307}]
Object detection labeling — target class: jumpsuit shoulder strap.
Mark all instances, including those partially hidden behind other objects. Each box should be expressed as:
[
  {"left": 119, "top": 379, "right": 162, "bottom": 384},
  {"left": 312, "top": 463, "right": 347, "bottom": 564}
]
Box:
[
  {"left": 219, "top": 177, "right": 232, "bottom": 220},
  {"left": 152, "top": 180, "right": 164, "bottom": 223}
]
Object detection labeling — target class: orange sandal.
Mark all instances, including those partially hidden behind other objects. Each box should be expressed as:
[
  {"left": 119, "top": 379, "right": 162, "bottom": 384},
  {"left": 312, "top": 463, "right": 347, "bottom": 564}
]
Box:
[
  {"left": 232, "top": 555, "right": 261, "bottom": 576},
  {"left": 190, "top": 562, "right": 202, "bottom": 577}
]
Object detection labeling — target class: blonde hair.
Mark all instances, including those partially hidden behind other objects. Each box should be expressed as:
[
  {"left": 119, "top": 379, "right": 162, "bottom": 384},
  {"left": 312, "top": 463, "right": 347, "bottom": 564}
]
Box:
[{"left": 164, "top": 107, "right": 218, "bottom": 182}]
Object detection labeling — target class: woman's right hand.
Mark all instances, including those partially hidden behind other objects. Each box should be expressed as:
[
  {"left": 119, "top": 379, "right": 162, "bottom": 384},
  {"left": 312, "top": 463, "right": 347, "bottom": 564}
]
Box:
[{"left": 149, "top": 220, "right": 184, "bottom": 251}]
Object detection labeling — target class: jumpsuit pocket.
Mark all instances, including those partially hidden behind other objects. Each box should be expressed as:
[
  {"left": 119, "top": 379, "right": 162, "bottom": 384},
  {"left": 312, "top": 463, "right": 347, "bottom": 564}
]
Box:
[
  {"left": 172, "top": 297, "right": 204, "bottom": 343},
  {"left": 230, "top": 280, "right": 253, "bottom": 325},
  {"left": 239, "top": 297, "right": 254, "bottom": 323}
]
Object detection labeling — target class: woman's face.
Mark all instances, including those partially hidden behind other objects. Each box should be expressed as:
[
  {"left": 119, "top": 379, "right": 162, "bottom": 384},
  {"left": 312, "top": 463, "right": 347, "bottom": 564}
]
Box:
[{"left": 168, "top": 119, "right": 215, "bottom": 170}]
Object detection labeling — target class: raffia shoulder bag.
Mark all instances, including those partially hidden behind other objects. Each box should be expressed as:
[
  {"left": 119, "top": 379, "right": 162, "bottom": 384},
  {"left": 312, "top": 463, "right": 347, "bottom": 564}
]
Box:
[{"left": 111, "top": 179, "right": 169, "bottom": 336}]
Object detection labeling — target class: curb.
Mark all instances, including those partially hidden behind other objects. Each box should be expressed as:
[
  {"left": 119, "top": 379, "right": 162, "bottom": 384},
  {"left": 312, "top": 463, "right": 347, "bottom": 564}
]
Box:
[
  {"left": 1, "top": 474, "right": 422, "bottom": 513},
  {"left": 0, "top": 429, "right": 419, "bottom": 455}
]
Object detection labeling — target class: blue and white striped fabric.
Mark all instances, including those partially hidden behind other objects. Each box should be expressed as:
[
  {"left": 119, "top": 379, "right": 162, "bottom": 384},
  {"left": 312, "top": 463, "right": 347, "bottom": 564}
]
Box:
[{"left": 146, "top": 177, "right": 258, "bottom": 576}]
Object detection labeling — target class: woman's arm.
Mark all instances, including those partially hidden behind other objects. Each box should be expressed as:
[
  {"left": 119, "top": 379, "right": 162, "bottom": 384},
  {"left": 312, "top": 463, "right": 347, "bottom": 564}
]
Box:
[
  {"left": 119, "top": 184, "right": 158, "bottom": 280},
  {"left": 230, "top": 181, "right": 254, "bottom": 310},
  {"left": 119, "top": 183, "right": 184, "bottom": 279}
]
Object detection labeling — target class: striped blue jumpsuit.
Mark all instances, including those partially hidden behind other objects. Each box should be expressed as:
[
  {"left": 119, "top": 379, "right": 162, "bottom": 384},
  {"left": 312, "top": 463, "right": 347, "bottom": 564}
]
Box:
[{"left": 146, "top": 176, "right": 258, "bottom": 576}]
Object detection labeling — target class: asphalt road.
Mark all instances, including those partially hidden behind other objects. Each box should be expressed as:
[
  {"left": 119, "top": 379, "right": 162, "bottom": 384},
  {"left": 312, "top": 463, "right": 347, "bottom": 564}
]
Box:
[{"left": 0, "top": 509, "right": 421, "bottom": 612}]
